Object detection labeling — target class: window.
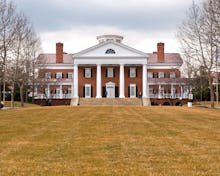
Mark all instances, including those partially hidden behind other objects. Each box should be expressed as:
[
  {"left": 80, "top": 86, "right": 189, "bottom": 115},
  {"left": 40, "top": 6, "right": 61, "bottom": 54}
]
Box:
[
  {"left": 56, "top": 89, "right": 61, "bottom": 95},
  {"left": 158, "top": 72, "right": 164, "bottom": 78},
  {"left": 85, "top": 68, "right": 91, "bottom": 78},
  {"left": 147, "top": 72, "right": 153, "bottom": 78},
  {"left": 153, "top": 72, "right": 158, "bottom": 78},
  {"left": 129, "top": 68, "right": 136, "bottom": 78},
  {"left": 149, "top": 88, "right": 154, "bottom": 95},
  {"left": 67, "top": 88, "right": 72, "bottom": 94},
  {"left": 105, "top": 49, "right": 116, "bottom": 54},
  {"left": 159, "top": 87, "right": 164, "bottom": 98},
  {"left": 45, "top": 72, "right": 51, "bottom": 79},
  {"left": 107, "top": 68, "right": 114, "bottom": 78},
  {"left": 170, "top": 72, "right": 176, "bottom": 78},
  {"left": 56, "top": 72, "right": 62, "bottom": 79},
  {"left": 67, "top": 72, "right": 73, "bottom": 79},
  {"left": 44, "top": 88, "right": 50, "bottom": 97}
]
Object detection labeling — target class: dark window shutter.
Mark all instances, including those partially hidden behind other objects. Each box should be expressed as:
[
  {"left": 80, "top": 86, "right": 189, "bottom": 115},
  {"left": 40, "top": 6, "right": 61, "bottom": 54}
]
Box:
[
  {"left": 128, "top": 68, "right": 130, "bottom": 77},
  {"left": 115, "top": 86, "right": 119, "bottom": 97},
  {"left": 55, "top": 89, "right": 56, "bottom": 94},
  {"left": 136, "top": 86, "right": 138, "bottom": 97},
  {"left": 128, "top": 86, "right": 130, "bottom": 97},
  {"left": 102, "top": 87, "right": 106, "bottom": 97},
  {"left": 136, "top": 68, "right": 138, "bottom": 77},
  {"left": 66, "top": 73, "right": 68, "bottom": 78},
  {"left": 113, "top": 68, "right": 116, "bottom": 77},
  {"left": 55, "top": 73, "right": 56, "bottom": 78},
  {"left": 62, "top": 73, "right": 64, "bottom": 78},
  {"left": 91, "top": 69, "right": 93, "bottom": 77},
  {"left": 91, "top": 86, "right": 93, "bottom": 97},
  {"left": 105, "top": 69, "right": 107, "bottom": 77},
  {"left": 83, "top": 86, "right": 85, "bottom": 97},
  {"left": 50, "top": 90, "right": 53, "bottom": 94},
  {"left": 83, "top": 69, "right": 85, "bottom": 77}
]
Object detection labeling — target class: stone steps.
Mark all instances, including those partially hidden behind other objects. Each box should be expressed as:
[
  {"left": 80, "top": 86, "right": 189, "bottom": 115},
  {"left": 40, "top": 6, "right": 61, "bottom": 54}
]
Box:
[{"left": 79, "top": 98, "right": 143, "bottom": 106}]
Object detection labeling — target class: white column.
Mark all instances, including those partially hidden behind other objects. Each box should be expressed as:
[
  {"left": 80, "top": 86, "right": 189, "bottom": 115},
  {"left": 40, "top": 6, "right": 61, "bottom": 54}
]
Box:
[
  {"left": 47, "top": 85, "right": 50, "bottom": 99},
  {"left": 71, "top": 84, "right": 74, "bottom": 98},
  {"left": 73, "top": 64, "right": 78, "bottom": 98},
  {"left": 180, "top": 85, "right": 183, "bottom": 98},
  {"left": 96, "top": 64, "right": 102, "bottom": 98},
  {"left": 119, "top": 64, "right": 125, "bottom": 98},
  {"left": 158, "top": 84, "right": 162, "bottom": 99},
  {"left": 60, "top": 85, "right": 63, "bottom": 99}
]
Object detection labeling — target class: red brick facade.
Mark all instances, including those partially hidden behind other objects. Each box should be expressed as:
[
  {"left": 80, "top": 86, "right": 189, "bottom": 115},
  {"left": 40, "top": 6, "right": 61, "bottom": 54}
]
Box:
[{"left": 56, "top": 42, "right": 63, "bottom": 63}]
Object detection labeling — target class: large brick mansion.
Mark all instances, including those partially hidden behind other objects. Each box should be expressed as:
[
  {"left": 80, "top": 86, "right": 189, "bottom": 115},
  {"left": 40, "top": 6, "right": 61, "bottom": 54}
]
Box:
[{"left": 35, "top": 35, "right": 190, "bottom": 106}]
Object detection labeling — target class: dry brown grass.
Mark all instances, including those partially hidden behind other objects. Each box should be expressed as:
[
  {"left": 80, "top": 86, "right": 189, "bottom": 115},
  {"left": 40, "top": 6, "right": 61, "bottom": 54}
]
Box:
[{"left": 0, "top": 106, "right": 219, "bottom": 175}]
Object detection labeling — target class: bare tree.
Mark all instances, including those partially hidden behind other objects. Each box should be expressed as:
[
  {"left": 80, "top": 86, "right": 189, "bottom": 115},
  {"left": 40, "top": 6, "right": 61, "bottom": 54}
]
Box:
[
  {"left": 177, "top": 0, "right": 220, "bottom": 108},
  {"left": 0, "top": 0, "right": 16, "bottom": 103},
  {"left": 0, "top": 0, "right": 41, "bottom": 106}
]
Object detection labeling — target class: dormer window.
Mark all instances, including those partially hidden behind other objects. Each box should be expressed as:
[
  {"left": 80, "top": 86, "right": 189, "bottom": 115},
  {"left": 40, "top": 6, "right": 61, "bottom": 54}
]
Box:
[{"left": 105, "top": 49, "right": 116, "bottom": 54}]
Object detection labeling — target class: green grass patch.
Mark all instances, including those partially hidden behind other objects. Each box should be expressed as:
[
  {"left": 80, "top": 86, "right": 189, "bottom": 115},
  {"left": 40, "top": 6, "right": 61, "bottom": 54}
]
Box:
[{"left": 0, "top": 106, "right": 220, "bottom": 175}]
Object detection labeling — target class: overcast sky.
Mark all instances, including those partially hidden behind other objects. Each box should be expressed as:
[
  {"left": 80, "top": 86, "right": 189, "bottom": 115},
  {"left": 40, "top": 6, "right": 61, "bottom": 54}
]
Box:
[{"left": 14, "top": 0, "right": 203, "bottom": 54}]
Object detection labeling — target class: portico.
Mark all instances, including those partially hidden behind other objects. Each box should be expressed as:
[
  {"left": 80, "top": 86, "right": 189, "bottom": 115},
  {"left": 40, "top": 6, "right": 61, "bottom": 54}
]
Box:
[
  {"left": 73, "top": 63, "right": 150, "bottom": 99},
  {"left": 72, "top": 35, "right": 150, "bottom": 100}
]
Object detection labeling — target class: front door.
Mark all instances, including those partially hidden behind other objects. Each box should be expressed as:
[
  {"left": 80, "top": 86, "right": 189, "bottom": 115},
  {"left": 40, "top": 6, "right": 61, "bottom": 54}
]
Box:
[
  {"left": 106, "top": 82, "right": 115, "bottom": 98},
  {"left": 85, "top": 84, "right": 91, "bottom": 98},
  {"left": 130, "top": 84, "right": 136, "bottom": 98}
]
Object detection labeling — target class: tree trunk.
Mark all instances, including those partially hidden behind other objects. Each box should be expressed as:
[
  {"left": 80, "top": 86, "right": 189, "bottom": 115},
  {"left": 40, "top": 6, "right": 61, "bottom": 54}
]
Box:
[
  {"left": 11, "top": 82, "right": 15, "bottom": 108},
  {"left": 20, "top": 83, "right": 24, "bottom": 107},
  {"left": 0, "top": 82, "right": 2, "bottom": 101},
  {"left": 3, "top": 71, "right": 6, "bottom": 102},
  {"left": 25, "top": 88, "right": 28, "bottom": 103},
  {"left": 208, "top": 73, "right": 215, "bottom": 108},
  {"left": 32, "top": 74, "right": 35, "bottom": 104}
]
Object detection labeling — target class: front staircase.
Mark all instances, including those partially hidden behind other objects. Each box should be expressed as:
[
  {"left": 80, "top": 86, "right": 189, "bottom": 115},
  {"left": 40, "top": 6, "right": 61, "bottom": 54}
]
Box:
[{"left": 78, "top": 98, "right": 143, "bottom": 106}]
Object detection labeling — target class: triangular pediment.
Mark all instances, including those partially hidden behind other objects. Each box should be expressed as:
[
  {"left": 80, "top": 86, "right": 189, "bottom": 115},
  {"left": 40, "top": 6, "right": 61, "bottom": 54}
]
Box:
[{"left": 73, "top": 41, "right": 147, "bottom": 58}]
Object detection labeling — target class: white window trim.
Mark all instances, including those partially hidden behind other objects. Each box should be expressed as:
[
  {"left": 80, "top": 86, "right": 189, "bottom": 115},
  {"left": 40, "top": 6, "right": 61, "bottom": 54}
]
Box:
[
  {"left": 107, "top": 68, "right": 114, "bottom": 78},
  {"left": 56, "top": 72, "right": 62, "bottom": 79},
  {"left": 130, "top": 68, "right": 136, "bottom": 78},
  {"left": 68, "top": 72, "right": 73, "bottom": 79},
  {"left": 67, "top": 88, "right": 72, "bottom": 94},
  {"left": 85, "top": 68, "right": 91, "bottom": 78},
  {"left": 147, "top": 72, "right": 153, "bottom": 78},
  {"left": 56, "top": 88, "right": 61, "bottom": 94},
  {"left": 45, "top": 72, "right": 51, "bottom": 79},
  {"left": 170, "top": 72, "right": 176, "bottom": 78},
  {"left": 158, "top": 72, "right": 164, "bottom": 78}
]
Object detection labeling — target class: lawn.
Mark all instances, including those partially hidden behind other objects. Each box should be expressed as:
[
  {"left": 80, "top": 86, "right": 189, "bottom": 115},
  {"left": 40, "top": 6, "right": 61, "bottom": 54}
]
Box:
[{"left": 0, "top": 106, "right": 219, "bottom": 176}]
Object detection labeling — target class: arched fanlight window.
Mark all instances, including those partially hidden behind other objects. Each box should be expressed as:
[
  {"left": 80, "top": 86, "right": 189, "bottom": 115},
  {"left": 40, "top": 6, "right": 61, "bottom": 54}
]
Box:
[{"left": 105, "top": 49, "right": 116, "bottom": 54}]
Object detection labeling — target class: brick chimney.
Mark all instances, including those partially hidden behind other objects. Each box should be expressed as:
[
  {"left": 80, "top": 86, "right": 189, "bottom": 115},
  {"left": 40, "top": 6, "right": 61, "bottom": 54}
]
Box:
[
  {"left": 56, "top": 42, "right": 63, "bottom": 63},
  {"left": 157, "top": 42, "right": 164, "bottom": 63}
]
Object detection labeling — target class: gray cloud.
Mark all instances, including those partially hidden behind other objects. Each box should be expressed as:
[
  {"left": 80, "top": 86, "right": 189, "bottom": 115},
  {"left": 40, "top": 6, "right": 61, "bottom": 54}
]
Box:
[{"left": 16, "top": 0, "right": 193, "bottom": 33}]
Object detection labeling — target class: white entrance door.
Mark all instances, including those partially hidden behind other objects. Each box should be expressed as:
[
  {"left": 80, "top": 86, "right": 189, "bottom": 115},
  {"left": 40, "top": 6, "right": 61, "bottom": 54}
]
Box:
[
  {"left": 106, "top": 82, "right": 115, "bottom": 98},
  {"left": 85, "top": 84, "right": 91, "bottom": 98},
  {"left": 130, "top": 84, "right": 136, "bottom": 98}
]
